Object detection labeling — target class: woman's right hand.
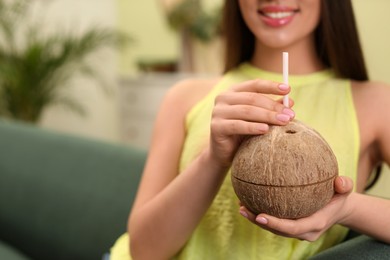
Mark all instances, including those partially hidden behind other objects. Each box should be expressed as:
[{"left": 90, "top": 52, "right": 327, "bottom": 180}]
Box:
[{"left": 209, "top": 79, "right": 295, "bottom": 167}]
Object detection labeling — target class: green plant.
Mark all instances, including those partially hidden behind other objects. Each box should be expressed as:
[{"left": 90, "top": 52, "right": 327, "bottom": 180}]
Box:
[
  {"left": 0, "top": 0, "right": 130, "bottom": 123},
  {"left": 166, "top": 0, "right": 222, "bottom": 42}
]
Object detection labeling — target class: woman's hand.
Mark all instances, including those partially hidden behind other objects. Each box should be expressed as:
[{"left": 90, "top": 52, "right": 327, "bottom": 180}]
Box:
[
  {"left": 239, "top": 176, "right": 354, "bottom": 241},
  {"left": 209, "top": 79, "right": 295, "bottom": 167}
]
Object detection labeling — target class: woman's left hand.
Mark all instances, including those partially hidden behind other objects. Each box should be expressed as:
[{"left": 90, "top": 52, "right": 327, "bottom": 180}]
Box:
[{"left": 239, "top": 176, "right": 354, "bottom": 241}]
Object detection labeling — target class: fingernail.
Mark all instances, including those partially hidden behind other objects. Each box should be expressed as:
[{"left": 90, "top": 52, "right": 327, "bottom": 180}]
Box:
[
  {"left": 258, "top": 123, "right": 269, "bottom": 131},
  {"left": 279, "top": 84, "right": 289, "bottom": 91},
  {"left": 339, "top": 177, "right": 345, "bottom": 188},
  {"left": 256, "top": 216, "right": 268, "bottom": 225},
  {"left": 276, "top": 113, "right": 290, "bottom": 122},
  {"left": 240, "top": 210, "right": 248, "bottom": 218},
  {"left": 282, "top": 108, "right": 295, "bottom": 118}
]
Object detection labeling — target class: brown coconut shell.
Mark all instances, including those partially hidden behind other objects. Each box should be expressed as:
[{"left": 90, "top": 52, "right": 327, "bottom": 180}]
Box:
[{"left": 231, "top": 120, "right": 338, "bottom": 219}]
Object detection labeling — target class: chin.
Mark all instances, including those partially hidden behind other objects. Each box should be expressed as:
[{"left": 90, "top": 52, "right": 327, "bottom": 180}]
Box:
[
  {"left": 256, "top": 28, "right": 313, "bottom": 51},
  {"left": 257, "top": 36, "right": 294, "bottom": 50}
]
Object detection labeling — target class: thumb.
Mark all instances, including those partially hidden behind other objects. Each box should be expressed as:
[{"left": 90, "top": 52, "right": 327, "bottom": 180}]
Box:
[{"left": 334, "top": 176, "right": 353, "bottom": 195}]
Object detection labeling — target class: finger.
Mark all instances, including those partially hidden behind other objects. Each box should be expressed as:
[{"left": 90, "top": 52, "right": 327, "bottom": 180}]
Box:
[
  {"left": 216, "top": 90, "right": 294, "bottom": 117},
  {"left": 276, "top": 97, "right": 295, "bottom": 109},
  {"left": 239, "top": 207, "right": 303, "bottom": 238},
  {"left": 232, "top": 79, "right": 291, "bottom": 96},
  {"left": 239, "top": 207, "right": 283, "bottom": 236},
  {"left": 239, "top": 206, "right": 257, "bottom": 223},
  {"left": 255, "top": 214, "right": 310, "bottom": 236},
  {"left": 211, "top": 118, "right": 270, "bottom": 136},
  {"left": 334, "top": 176, "right": 353, "bottom": 194},
  {"left": 239, "top": 206, "right": 293, "bottom": 232},
  {"left": 255, "top": 214, "right": 296, "bottom": 232},
  {"left": 217, "top": 91, "right": 287, "bottom": 113},
  {"left": 214, "top": 104, "right": 294, "bottom": 126},
  {"left": 253, "top": 213, "right": 301, "bottom": 238}
]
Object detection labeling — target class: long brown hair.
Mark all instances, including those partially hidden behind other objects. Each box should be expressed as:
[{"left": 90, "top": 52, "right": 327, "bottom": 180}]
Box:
[{"left": 222, "top": 0, "right": 369, "bottom": 81}]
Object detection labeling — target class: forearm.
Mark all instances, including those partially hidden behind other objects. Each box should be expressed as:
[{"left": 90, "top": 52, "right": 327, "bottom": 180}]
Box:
[
  {"left": 341, "top": 192, "right": 390, "bottom": 243},
  {"left": 129, "top": 148, "right": 229, "bottom": 259}
]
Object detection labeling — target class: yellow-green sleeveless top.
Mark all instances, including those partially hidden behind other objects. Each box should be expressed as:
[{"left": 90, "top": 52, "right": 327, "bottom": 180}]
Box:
[{"left": 110, "top": 63, "right": 359, "bottom": 260}]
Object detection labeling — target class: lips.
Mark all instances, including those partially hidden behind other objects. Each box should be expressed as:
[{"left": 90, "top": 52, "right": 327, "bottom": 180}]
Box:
[{"left": 258, "top": 5, "right": 299, "bottom": 27}]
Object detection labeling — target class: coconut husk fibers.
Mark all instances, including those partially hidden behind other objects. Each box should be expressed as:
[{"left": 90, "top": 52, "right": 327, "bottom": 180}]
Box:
[{"left": 231, "top": 120, "right": 338, "bottom": 219}]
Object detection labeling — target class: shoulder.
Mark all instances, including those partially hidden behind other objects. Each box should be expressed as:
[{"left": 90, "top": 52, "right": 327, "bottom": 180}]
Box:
[
  {"left": 351, "top": 80, "right": 390, "bottom": 155},
  {"left": 351, "top": 80, "right": 390, "bottom": 112},
  {"left": 351, "top": 80, "right": 390, "bottom": 95},
  {"left": 146, "top": 77, "right": 220, "bottom": 174},
  {"left": 162, "top": 77, "right": 220, "bottom": 116},
  {"left": 146, "top": 77, "right": 220, "bottom": 167},
  {"left": 152, "top": 77, "right": 220, "bottom": 143}
]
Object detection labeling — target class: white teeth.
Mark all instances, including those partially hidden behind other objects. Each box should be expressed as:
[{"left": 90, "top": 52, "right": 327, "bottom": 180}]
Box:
[{"left": 264, "top": 12, "right": 293, "bottom": 19}]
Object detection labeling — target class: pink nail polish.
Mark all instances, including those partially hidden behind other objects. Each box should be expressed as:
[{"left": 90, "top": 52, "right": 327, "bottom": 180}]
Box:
[
  {"left": 339, "top": 177, "right": 345, "bottom": 187},
  {"left": 240, "top": 210, "right": 248, "bottom": 218},
  {"left": 256, "top": 216, "right": 268, "bottom": 225},
  {"left": 282, "top": 108, "right": 295, "bottom": 118},
  {"left": 276, "top": 114, "right": 290, "bottom": 122},
  {"left": 279, "top": 84, "right": 289, "bottom": 91}
]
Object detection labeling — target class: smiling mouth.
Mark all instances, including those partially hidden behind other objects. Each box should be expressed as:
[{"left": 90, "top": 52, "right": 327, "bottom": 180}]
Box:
[
  {"left": 259, "top": 11, "right": 297, "bottom": 19},
  {"left": 257, "top": 7, "right": 299, "bottom": 27}
]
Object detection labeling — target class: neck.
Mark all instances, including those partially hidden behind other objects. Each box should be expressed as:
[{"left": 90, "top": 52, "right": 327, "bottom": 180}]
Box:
[{"left": 250, "top": 37, "right": 325, "bottom": 75}]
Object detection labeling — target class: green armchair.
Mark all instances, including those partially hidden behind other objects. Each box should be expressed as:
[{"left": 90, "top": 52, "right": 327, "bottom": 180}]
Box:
[{"left": 0, "top": 120, "right": 146, "bottom": 260}]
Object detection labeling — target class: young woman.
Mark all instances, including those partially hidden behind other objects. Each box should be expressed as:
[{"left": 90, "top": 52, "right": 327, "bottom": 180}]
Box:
[{"left": 111, "top": 0, "right": 390, "bottom": 259}]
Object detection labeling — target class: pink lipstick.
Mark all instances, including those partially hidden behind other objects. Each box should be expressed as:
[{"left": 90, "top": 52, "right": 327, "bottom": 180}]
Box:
[{"left": 258, "top": 5, "right": 298, "bottom": 27}]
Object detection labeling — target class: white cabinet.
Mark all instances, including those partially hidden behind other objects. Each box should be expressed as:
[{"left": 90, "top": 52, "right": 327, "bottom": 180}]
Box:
[{"left": 118, "top": 73, "right": 193, "bottom": 149}]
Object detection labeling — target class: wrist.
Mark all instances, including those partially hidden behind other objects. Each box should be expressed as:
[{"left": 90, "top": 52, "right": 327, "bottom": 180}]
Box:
[
  {"left": 338, "top": 192, "right": 358, "bottom": 226},
  {"left": 200, "top": 147, "right": 231, "bottom": 175}
]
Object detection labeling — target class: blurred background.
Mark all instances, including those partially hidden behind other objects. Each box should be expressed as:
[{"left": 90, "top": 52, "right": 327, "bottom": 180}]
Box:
[{"left": 0, "top": 0, "right": 389, "bottom": 196}]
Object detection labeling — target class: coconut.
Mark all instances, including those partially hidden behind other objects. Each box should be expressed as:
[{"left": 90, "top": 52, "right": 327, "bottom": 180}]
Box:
[{"left": 231, "top": 120, "right": 338, "bottom": 219}]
